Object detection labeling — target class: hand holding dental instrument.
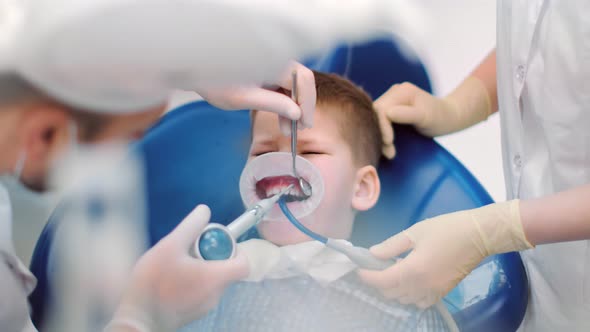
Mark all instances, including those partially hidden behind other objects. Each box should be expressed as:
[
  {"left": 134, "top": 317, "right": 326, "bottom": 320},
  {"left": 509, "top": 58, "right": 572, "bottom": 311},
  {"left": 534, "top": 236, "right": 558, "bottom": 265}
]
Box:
[
  {"left": 194, "top": 185, "right": 294, "bottom": 260},
  {"left": 290, "top": 71, "right": 313, "bottom": 198},
  {"left": 278, "top": 198, "right": 459, "bottom": 331}
]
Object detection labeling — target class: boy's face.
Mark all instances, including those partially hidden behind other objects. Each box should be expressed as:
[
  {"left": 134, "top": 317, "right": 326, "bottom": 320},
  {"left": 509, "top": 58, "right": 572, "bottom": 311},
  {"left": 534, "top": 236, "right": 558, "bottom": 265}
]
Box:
[{"left": 249, "top": 106, "right": 362, "bottom": 245}]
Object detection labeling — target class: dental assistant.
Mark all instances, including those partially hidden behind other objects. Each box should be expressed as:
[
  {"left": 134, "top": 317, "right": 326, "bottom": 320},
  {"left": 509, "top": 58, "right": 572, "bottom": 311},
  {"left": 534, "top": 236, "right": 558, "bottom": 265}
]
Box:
[{"left": 361, "top": 2, "right": 590, "bottom": 331}]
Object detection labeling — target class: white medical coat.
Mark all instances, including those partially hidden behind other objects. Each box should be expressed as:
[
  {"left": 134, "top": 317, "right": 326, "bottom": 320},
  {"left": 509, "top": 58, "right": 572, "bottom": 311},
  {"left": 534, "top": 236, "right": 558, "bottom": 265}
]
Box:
[
  {"left": 0, "top": 184, "right": 37, "bottom": 332},
  {"left": 497, "top": 1, "right": 590, "bottom": 331}
]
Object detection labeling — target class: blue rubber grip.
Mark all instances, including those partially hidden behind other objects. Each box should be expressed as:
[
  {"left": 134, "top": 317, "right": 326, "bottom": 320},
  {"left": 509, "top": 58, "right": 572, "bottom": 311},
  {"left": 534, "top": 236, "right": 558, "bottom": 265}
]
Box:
[{"left": 198, "top": 228, "right": 234, "bottom": 260}]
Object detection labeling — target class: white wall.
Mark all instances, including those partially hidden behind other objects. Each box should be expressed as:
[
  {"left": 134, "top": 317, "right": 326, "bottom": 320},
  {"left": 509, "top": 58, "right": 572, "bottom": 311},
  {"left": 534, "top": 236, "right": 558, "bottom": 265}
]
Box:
[
  {"left": 7, "top": 0, "right": 503, "bottom": 265},
  {"left": 415, "top": 0, "right": 504, "bottom": 203}
]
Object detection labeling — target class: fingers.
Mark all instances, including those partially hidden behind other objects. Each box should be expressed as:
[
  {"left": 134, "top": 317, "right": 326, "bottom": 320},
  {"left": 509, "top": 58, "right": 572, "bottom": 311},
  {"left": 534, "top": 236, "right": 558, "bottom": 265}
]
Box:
[
  {"left": 381, "top": 286, "right": 407, "bottom": 299},
  {"left": 382, "top": 144, "right": 396, "bottom": 160},
  {"left": 245, "top": 87, "right": 302, "bottom": 120},
  {"left": 200, "top": 62, "right": 315, "bottom": 133},
  {"left": 358, "top": 254, "right": 413, "bottom": 290},
  {"left": 374, "top": 85, "right": 398, "bottom": 146},
  {"left": 375, "top": 104, "right": 396, "bottom": 160},
  {"left": 377, "top": 82, "right": 419, "bottom": 107},
  {"left": 201, "top": 85, "right": 302, "bottom": 121},
  {"left": 167, "top": 205, "right": 211, "bottom": 248},
  {"left": 275, "top": 61, "right": 316, "bottom": 128},
  {"left": 234, "top": 86, "right": 302, "bottom": 119},
  {"left": 359, "top": 258, "right": 434, "bottom": 307},
  {"left": 279, "top": 116, "right": 292, "bottom": 136},
  {"left": 398, "top": 294, "right": 421, "bottom": 305},
  {"left": 374, "top": 82, "right": 423, "bottom": 159},
  {"left": 200, "top": 251, "right": 250, "bottom": 284},
  {"left": 370, "top": 232, "right": 413, "bottom": 259},
  {"left": 416, "top": 296, "right": 437, "bottom": 309},
  {"left": 384, "top": 105, "right": 425, "bottom": 126},
  {"left": 358, "top": 232, "right": 416, "bottom": 299}
]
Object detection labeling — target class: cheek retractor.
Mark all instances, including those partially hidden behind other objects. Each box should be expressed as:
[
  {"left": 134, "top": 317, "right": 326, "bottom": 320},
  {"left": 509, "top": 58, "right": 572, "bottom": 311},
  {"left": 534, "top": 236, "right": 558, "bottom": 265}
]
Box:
[{"left": 239, "top": 152, "right": 324, "bottom": 222}]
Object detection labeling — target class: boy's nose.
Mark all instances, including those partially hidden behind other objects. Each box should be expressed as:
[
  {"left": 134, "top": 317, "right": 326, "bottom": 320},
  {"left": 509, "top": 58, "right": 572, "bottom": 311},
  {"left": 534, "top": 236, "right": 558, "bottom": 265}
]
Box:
[{"left": 276, "top": 137, "right": 298, "bottom": 154}]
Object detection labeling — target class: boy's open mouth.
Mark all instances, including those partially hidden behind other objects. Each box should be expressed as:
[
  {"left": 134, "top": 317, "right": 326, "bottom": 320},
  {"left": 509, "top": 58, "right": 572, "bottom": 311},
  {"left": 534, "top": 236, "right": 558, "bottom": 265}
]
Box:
[{"left": 255, "top": 175, "right": 310, "bottom": 202}]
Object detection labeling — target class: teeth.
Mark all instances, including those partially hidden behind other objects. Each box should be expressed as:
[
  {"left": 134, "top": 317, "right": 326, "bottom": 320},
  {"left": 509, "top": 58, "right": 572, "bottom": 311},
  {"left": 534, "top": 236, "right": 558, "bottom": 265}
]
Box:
[
  {"left": 266, "top": 187, "right": 280, "bottom": 197},
  {"left": 264, "top": 185, "right": 302, "bottom": 198}
]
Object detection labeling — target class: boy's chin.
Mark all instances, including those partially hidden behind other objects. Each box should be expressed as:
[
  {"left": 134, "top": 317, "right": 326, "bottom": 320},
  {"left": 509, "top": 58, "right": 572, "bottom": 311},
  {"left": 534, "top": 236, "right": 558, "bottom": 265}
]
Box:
[{"left": 257, "top": 220, "right": 313, "bottom": 246}]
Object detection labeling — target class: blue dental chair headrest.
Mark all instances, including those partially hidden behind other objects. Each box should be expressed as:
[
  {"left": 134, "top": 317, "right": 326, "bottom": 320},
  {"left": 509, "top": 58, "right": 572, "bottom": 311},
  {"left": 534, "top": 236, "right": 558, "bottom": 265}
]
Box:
[{"left": 29, "top": 37, "right": 528, "bottom": 332}]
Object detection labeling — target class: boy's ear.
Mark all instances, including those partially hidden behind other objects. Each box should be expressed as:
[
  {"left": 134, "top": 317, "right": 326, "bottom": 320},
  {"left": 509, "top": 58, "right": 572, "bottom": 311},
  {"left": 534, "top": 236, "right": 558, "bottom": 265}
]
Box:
[{"left": 351, "top": 165, "right": 380, "bottom": 211}]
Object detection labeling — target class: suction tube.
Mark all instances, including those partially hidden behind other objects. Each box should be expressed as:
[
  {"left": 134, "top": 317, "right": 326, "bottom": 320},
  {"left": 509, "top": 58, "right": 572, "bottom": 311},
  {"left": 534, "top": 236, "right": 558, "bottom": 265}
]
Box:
[
  {"left": 278, "top": 198, "right": 328, "bottom": 243},
  {"left": 278, "top": 199, "right": 459, "bottom": 332}
]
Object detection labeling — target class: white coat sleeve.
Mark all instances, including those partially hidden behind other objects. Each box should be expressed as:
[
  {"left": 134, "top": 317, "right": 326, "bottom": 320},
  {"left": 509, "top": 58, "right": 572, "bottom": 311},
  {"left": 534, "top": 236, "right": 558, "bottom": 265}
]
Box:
[{"left": 9, "top": 0, "right": 418, "bottom": 113}]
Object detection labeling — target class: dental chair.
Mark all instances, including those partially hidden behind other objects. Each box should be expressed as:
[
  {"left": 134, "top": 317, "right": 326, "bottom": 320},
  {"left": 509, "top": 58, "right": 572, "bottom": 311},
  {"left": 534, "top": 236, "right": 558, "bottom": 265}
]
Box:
[{"left": 29, "top": 38, "right": 528, "bottom": 331}]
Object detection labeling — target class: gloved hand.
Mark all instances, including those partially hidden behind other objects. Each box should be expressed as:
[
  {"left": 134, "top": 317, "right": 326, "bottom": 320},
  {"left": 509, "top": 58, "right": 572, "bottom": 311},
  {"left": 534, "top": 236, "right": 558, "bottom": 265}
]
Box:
[
  {"left": 105, "top": 205, "right": 249, "bottom": 332},
  {"left": 359, "top": 200, "right": 534, "bottom": 309},
  {"left": 198, "top": 61, "right": 316, "bottom": 136},
  {"left": 374, "top": 76, "right": 492, "bottom": 159}
]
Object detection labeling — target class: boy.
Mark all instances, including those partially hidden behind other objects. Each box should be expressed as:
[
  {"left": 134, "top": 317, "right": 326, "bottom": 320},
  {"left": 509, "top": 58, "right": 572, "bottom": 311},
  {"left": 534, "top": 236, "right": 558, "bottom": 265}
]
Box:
[{"left": 182, "top": 72, "right": 453, "bottom": 331}]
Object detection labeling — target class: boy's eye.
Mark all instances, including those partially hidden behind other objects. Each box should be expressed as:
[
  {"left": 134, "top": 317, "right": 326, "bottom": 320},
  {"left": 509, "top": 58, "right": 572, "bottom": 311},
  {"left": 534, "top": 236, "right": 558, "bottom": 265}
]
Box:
[
  {"left": 250, "top": 149, "right": 324, "bottom": 157},
  {"left": 251, "top": 150, "right": 273, "bottom": 157}
]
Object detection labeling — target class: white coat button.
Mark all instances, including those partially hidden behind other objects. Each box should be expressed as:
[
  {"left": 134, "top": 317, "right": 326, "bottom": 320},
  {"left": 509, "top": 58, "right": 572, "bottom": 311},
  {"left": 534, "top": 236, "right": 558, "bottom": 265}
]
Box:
[
  {"left": 513, "top": 154, "right": 522, "bottom": 168},
  {"left": 516, "top": 65, "right": 526, "bottom": 82}
]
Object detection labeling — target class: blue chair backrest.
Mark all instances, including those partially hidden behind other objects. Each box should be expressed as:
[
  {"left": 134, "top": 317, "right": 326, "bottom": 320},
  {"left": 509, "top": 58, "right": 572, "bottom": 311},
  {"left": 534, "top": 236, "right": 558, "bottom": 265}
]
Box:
[{"left": 29, "top": 37, "right": 527, "bottom": 331}]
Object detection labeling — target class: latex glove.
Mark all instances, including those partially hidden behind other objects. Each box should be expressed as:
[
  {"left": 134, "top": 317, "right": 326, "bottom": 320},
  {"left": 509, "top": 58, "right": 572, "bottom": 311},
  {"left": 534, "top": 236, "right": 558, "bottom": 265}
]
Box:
[
  {"left": 375, "top": 77, "right": 491, "bottom": 159},
  {"left": 359, "top": 200, "right": 533, "bottom": 309},
  {"left": 198, "top": 61, "right": 316, "bottom": 136},
  {"left": 106, "top": 205, "right": 249, "bottom": 332}
]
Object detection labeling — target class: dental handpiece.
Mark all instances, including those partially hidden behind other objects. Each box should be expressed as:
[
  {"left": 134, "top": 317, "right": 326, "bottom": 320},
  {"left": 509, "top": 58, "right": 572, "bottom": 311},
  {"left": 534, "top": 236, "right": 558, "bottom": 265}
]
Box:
[{"left": 194, "top": 185, "right": 293, "bottom": 260}]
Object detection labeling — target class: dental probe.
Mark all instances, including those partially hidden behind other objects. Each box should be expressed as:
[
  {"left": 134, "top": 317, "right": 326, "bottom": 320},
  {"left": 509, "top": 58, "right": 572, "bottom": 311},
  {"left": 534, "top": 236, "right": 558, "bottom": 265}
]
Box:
[{"left": 194, "top": 185, "right": 293, "bottom": 260}]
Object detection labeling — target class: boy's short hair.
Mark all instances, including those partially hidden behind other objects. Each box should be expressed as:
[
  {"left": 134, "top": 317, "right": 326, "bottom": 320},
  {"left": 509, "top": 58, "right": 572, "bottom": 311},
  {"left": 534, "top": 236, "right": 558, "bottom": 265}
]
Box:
[
  {"left": 313, "top": 71, "right": 382, "bottom": 167},
  {"left": 0, "top": 74, "right": 112, "bottom": 141}
]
